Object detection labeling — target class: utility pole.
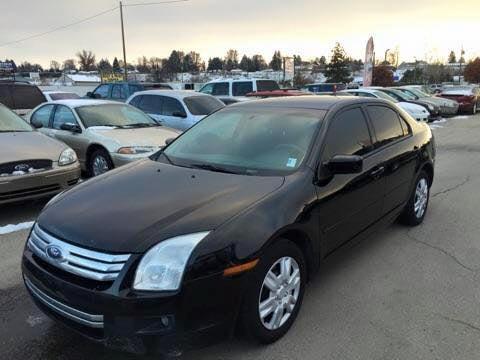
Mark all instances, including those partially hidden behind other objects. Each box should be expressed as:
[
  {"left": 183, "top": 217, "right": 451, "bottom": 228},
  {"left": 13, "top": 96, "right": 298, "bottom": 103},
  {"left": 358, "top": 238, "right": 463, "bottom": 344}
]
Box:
[{"left": 119, "top": 1, "right": 128, "bottom": 81}]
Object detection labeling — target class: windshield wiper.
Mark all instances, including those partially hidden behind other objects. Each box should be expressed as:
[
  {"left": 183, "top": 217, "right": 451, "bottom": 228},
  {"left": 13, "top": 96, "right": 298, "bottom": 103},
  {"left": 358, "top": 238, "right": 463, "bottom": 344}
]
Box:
[
  {"left": 124, "top": 123, "right": 159, "bottom": 128},
  {"left": 190, "top": 163, "right": 240, "bottom": 174}
]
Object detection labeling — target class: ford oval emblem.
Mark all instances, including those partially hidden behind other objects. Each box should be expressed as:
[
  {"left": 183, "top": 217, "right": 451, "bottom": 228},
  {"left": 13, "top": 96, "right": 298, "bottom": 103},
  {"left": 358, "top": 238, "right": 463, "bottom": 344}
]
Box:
[
  {"left": 14, "top": 164, "right": 31, "bottom": 172},
  {"left": 45, "top": 245, "right": 64, "bottom": 262}
]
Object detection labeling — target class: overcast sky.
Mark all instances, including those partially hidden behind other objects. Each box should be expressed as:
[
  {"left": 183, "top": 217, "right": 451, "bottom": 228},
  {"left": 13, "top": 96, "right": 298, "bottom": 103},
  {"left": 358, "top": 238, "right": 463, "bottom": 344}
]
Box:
[{"left": 0, "top": 0, "right": 478, "bottom": 67}]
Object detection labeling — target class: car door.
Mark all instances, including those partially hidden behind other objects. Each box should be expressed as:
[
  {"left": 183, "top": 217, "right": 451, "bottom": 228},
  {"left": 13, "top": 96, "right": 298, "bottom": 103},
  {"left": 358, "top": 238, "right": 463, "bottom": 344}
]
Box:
[
  {"left": 50, "top": 105, "right": 86, "bottom": 160},
  {"left": 365, "top": 105, "right": 418, "bottom": 215},
  {"left": 314, "top": 106, "right": 386, "bottom": 254},
  {"left": 30, "top": 104, "right": 56, "bottom": 137},
  {"left": 160, "top": 96, "right": 189, "bottom": 130},
  {"left": 111, "top": 84, "right": 128, "bottom": 102},
  {"left": 92, "top": 84, "right": 110, "bottom": 99}
]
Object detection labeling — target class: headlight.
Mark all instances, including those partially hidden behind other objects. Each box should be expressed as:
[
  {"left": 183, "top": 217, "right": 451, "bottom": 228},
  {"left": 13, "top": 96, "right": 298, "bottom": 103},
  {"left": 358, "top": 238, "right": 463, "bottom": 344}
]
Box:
[
  {"left": 117, "top": 146, "right": 158, "bottom": 155},
  {"left": 58, "top": 148, "right": 77, "bottom": 166},
  {"left": 133, "top": 232, "right": 210, "bottom": 291}
]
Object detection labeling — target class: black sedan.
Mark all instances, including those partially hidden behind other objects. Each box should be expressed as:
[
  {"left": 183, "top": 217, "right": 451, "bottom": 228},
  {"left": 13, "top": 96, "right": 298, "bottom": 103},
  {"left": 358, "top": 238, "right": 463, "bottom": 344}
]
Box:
[{"left": 22, "top": 96, "right": 435, "bottom": 355}]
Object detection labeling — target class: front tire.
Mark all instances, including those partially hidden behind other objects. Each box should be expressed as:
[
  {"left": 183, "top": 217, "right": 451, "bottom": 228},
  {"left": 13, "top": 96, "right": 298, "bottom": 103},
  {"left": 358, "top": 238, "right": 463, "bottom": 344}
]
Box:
[
  {"left": 89, "top": 149, "right": 114, "bottom": 177},
  {"left": 240, "top": 239, "right": 306, "bottom": 344},
  {"left": 400, "top": 170, "right": 430, "bottom": 226}
]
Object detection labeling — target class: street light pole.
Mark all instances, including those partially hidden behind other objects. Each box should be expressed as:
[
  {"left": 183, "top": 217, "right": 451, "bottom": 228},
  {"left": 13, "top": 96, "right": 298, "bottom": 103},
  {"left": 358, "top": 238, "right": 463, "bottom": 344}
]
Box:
[{"left": 119, "top": 1, "right": 128, "bottom": 81}]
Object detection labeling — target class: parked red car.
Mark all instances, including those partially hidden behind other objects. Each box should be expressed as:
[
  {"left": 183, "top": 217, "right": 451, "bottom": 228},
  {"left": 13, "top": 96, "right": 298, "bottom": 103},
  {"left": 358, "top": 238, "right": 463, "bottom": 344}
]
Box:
[{"left": 438, "top": 86, "right": 480, "bottom": 114}]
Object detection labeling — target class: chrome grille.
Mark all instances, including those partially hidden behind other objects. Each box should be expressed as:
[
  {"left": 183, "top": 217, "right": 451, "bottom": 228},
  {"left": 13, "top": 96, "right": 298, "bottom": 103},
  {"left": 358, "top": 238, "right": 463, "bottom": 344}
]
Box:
[
  {"left": 27, "top": 224, "right": 131, "bottom": 281},
  {"left": 24, "top": 277, "right": 104, "bottom": 328}
]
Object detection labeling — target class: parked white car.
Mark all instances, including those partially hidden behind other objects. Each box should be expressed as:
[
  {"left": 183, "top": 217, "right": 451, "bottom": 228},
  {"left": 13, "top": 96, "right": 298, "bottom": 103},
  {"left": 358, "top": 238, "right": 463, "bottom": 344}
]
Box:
[
  {"left": 126, "top": 90, "right": 224, "bottom": 131},
  {"left": 198, "top": 78, "right": 280, "bottom": 99},
  {"left": 339, "top": 89, "right": 430, "bottom": 121},
  {"left": 43, "top": 91, "right": 81, "bottom": 102}
]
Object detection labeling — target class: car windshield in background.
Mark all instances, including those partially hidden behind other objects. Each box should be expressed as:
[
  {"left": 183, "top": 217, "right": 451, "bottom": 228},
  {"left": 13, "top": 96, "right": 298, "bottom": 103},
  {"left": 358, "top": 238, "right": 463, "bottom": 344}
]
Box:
[
  {"left": 0, "top": 105, "right": 32, "bottom": 132},
  {"left": 49, "top": 93, "right": 81, "bottom": 101},
  {"left": 373, "top": 91, "right": 398, "bottom": 102},
  {"left": 396, "top": 89, "right": 417, "bottom": 100},
  {"left": 163, "top": 107, "right": 324, "bottom": 175},
  {"left": 256, "top": 80, "right": 280, "bottom": 92},
  {"left": 407, "top": 88, "right": 430, "bottom": 98},
  {"left": 76, "top": 104, "right": 157, "bottom": 128},
  {"left": 183, "top": 96, "right": 224, "bottom": 115}
]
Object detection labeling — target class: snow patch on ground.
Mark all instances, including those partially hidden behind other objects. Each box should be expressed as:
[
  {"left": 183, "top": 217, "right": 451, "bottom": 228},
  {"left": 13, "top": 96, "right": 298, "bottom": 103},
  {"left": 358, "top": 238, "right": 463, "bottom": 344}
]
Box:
[
  {"left": 0, "top": 221, "right": 34, "bottom": 235},
  {"left": 450, "top": 115, "right": 470, "bottom": 120}
]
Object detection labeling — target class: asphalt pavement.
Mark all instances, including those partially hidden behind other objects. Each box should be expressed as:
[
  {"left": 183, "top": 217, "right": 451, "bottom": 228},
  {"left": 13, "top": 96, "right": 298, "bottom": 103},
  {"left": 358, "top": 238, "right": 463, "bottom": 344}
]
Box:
[{"left": 1, "top": 114, "right": 480, "bottom": 360}]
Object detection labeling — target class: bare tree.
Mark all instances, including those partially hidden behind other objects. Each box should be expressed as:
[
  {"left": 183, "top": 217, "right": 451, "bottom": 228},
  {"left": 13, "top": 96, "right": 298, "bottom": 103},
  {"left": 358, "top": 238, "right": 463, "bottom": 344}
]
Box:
[
  {"left": 50, "top": 60, "right": 61, "bottom": 72},
  {"left": 62, "top": 59, "right": 76, "bottom": 71},
  {"left": 76, "top": 50, "right": 96, "bottom": 71}
]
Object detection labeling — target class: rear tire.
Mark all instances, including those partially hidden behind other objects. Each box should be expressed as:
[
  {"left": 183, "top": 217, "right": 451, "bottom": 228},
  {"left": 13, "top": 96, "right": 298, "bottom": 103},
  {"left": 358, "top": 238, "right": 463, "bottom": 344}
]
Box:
[
  {"left": 399, "top": 170, "right": 430, "bottom": 226},
  {"left": 88, "top": 148, "right": 114, "bottom": 177},
  {"left": 240, "top": 239, "right": 306, "bottom": 344}
]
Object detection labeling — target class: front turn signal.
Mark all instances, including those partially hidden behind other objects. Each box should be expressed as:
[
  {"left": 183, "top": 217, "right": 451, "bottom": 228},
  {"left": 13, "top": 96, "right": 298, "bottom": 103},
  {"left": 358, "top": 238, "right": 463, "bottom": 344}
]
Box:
[{"left": 223, "top": 259, "right": 259, "bottom": 277}]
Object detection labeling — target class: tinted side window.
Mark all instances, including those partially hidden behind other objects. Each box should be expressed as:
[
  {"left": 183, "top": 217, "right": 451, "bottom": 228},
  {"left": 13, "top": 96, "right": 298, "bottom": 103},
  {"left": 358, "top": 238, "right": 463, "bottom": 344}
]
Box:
[
  {"left": 0, "top": 85, "right": 13, "bottom": 108},
  {"left": 53, "top": 106, "right": 78, "bottom": 130},
  {"left": 162, "top": 97, "right": 186, "bottom": 117},
  {"left": 367, "top": 106, "right": 404, "bottom": 147},
  {"left": 323, "top": 108, "right": 372, "bottom": 159},
  {"left": 256, "top": 80, "right": 280, "bottom": 91},
  {"left": 128, "top": 85, "right": 143, "bottom": 95},
  {"left": 212, "top": 83, "right": 229, "bottom": 96},
  {"left": 111, "top": 84, "right": 127, "bottom": 100},
  {"left": 232, "top": 82, "right": 253, "bottom": 96},
  {"left": 12, "top": 85, "right": 46, "bottom": 109},
  {"left": 31, "top": 104, "right": 55, "bottom": 128},
  {"left": 138, "top": 95, "right": 162, "bottom": 114},
  {"left": 129, "top": 95, "right": 142, "bottom": 107},
  {"left": 93, "top": 84, "right": 110, "bottom": 98}
]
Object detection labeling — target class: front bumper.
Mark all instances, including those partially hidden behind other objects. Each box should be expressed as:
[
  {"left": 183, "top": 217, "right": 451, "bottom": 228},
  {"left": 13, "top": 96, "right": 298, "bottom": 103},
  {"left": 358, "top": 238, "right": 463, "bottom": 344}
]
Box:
[
  {"left": 22, "top": 246, "right": 246, "bottom": 355},
  {"left": 0, "top": 163, "right": 80, "bottom": 205},
  {"left": 110, "top": 152, "right": 156, "bottom": 168}
]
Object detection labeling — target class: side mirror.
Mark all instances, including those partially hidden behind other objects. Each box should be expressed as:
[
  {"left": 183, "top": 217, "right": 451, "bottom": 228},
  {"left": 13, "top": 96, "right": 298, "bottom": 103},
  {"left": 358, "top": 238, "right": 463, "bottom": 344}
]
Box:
[
  {"left": 31, "top": 119, "right": 43, "bottom": 129},
  {"left": 86, "top": 92, "right": 94, "bottom": 98},
  {"left": 165, "top": 137, "right": 175, "bottom": 145},
  {"left": 172, "top": 111, "right": 187, "bottom": 118},
  {"left": 324, "top": 155, "right": 363, "bottom": 175},
  {"left": 60, "top": 123, "right": 82, "bottom": 133}
]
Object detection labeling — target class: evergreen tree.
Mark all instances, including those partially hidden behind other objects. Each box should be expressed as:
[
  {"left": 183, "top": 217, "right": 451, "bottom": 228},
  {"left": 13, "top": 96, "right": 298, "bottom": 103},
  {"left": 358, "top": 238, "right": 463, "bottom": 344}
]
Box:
[
  {"left": 252, "top": 55, "right": 267, "bottom": 71},
  {"left": 166, "top": 50, "right": 184, "bottom": 74},
  {"left": 239, "top": 55, "right": 251, "bottom": 71},
  {"left": 269, "top": 51, "right": 283, "bottom": 71},
  {"left": 97, "top": 58, "right": 112, "bottom": 73},
  {"left": 112, "top": 57, "right": 121, "bottom": 73},
  {"left": 224, "top": 49, "right": 239, "bottom": 71},
  {"left": 324, "top": 42, "right": 352, "bottom": 83},
  {"left": 207, "top": 57, "right": 224, "bottom": 71},
  {"left": 448, "top": 51, "right": 457, "bottom": 64}
]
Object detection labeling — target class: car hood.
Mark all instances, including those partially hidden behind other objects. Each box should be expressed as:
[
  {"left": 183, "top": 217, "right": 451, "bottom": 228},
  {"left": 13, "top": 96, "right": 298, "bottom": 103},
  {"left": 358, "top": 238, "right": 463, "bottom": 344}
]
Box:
[
  {"left": 428, "top": 97, "right": 459, "bottom": 106},
  {"left": 37, "top": 159, "right": 284, "bottom": 253},
  {"left": 399, "top": 102, "right": 428, "bottom": 113},
  {"left": 87, "top": 126, "right": 181, "bottom": 148},
  {"left": 0, "top": 131, "right": 66, "bottom": 163}
]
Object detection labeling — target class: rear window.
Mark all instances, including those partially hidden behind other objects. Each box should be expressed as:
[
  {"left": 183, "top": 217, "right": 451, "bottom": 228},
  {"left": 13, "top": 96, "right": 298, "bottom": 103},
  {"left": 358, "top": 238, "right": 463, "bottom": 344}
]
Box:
[
  {"left": 442, "top": 87, "right": 474, "bottom": 96},
  {"left": 49, "top": 93, "right": 80, "bottom": 101},
  {"left": 11, "top": 85, "right": 46, "bottom": 109},
  {"left": 256, "top": 80, "right": 280, "bottom": 92},
  {"left": 184, "top": 96, "right": 224, "bottom": 115},
  {"left": 143, "top": 84, "right": 173, "bottom": 90}
]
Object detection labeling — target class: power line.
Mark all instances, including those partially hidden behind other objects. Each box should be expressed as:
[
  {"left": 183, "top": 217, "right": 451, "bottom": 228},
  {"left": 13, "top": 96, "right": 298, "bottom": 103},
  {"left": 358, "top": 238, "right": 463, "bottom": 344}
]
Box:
[
  {"left": 124, "top": 0, "right": 189, "bottom": 7},
  {"left": 0, "top": 6, "right": 119, "bottom": 48}
]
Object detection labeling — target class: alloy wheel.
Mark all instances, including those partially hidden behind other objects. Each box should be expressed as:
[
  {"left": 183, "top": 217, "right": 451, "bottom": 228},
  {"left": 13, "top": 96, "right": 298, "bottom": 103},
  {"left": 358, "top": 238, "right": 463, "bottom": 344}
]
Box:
[
  {"left": 92, "top": 155, "right": 110, "bottom": 176},
  {"left": 414, "top": 178, "right": 429, "bottom": 219},
  {"left": 258, "top": 256, "right": 301, "bottom": 331}
]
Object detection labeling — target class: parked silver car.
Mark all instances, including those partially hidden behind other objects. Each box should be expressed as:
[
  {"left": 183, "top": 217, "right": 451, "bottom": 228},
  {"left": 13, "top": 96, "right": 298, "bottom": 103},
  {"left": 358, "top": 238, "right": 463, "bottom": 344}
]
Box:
[
  {"left": 28, "top": 100, "right": 180, "bottom": 176},
  {"left": 0, "top": 103, "right": 80, "bottom": 204},
  {"left": 396, "top": 86, "right": 459, "bottom": 116}
]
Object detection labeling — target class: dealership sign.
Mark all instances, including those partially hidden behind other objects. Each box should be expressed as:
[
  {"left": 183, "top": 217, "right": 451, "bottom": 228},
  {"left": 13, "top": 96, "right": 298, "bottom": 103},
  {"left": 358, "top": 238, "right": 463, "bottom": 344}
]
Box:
[
  {"left": 0, "top": 61, "right": 16, "bottom": 72},
  {"left": 363, "top": 37, "right": 374, "bottom": 87}
]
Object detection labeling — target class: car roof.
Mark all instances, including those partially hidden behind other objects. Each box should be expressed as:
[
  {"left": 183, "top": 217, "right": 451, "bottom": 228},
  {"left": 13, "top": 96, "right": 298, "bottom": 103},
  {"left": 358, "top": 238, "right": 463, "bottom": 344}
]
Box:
[
  {"left": 43, "top": 90, "right": 77, "bottom": 94},
  {"left": 131, "top": 90, "right": 209, "bottom": 99},
  {"left": 48, "top": 99, "right": 122, "bottom": 108},
  {"left": 205, "top": 78, "right": 275, "bottom": 84},
  {"left": 228, "top": 95, "right": 384, "bottom": 111}
]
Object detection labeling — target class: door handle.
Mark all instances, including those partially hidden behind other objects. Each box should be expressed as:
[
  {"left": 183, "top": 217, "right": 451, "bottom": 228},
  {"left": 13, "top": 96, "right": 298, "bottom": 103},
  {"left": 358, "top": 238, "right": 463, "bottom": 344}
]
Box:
[{"left": 370, "top": 166, "right": 385, "bottom": 178}]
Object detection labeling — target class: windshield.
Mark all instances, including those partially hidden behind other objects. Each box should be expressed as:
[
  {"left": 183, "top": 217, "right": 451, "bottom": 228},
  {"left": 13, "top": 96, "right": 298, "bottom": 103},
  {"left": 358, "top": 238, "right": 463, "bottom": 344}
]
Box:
[
  {"left": 0, "top": 105, "right": 32, "bottom": 132},
  {"left": 373, "top": 91, "right": 398, "bottom": 102},
  {"left": 49, "top": 93, "right": 80, "bottom": 101},
  {"left": 76, "top": 104, "right": 158, "bottom": 128},
  {"left": 396, "top": 89, "right": 417, "bottom": 100},
  {"left": 381, "top": 89, "right": 407, "bottom": 102},
  {"left": 406, "top": 88, "right": 429, "bottom": 98},
  {"left": 183, "top": 96, "right": 224, "bottom": 115},
  {"left": 162, "top": 107, "right": 324, "bottom": 175}
]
